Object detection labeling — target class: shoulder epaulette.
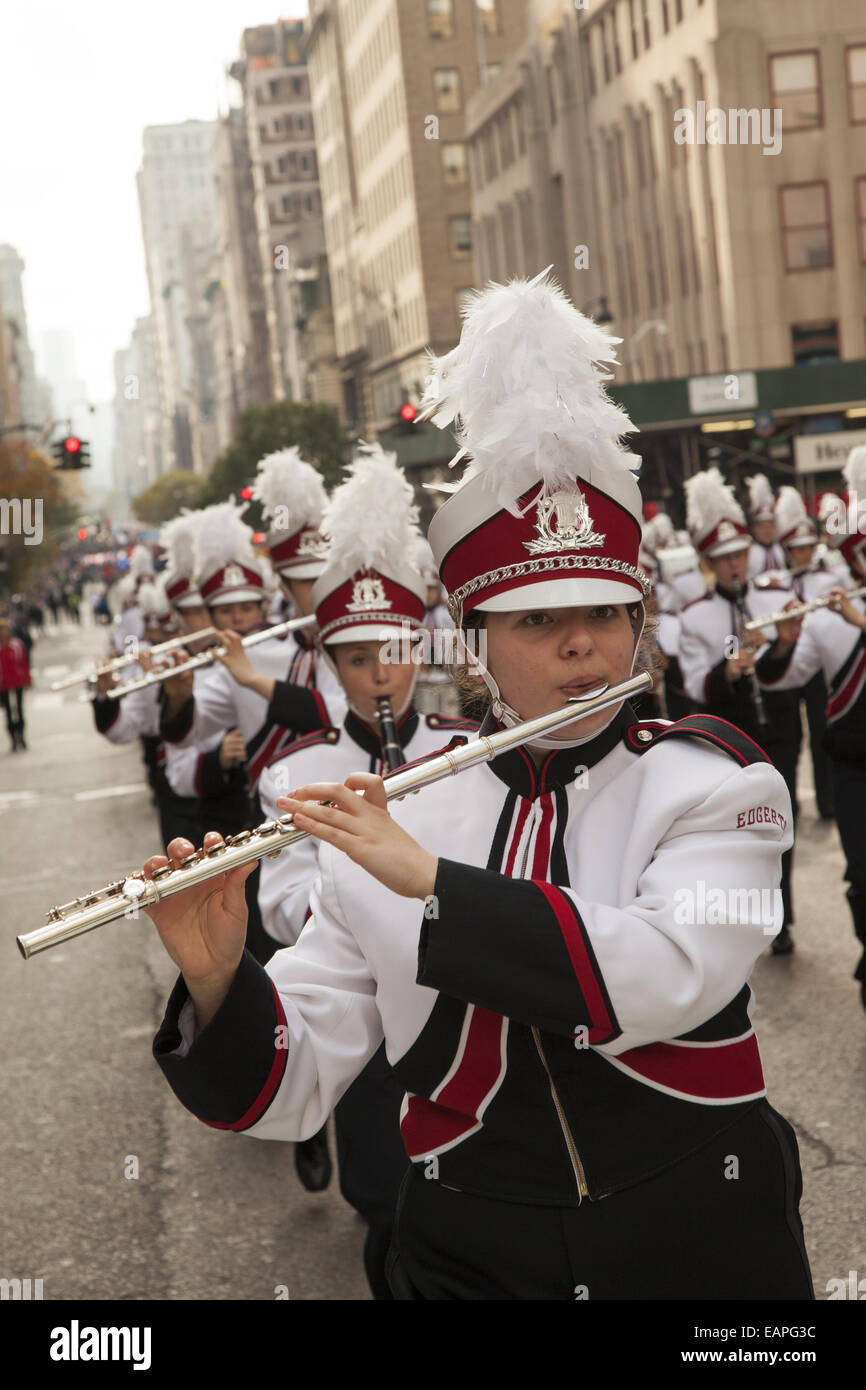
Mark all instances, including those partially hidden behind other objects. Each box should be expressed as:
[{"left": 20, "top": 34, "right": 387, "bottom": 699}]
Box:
[
  {"left": 390, "top": 732, "right": 472, "bottom": 777},
  {"left": 263, "top": 725, "right": 340, "bottom": 770},
  {"left": 623, "top": 714, "right": 771, "bottom": 767},
  {"left": 424, "top": 712, "right": 480, "bottom": 732},
  {"left": 682, "top": 591, "right": 712, "bottom": 611}
]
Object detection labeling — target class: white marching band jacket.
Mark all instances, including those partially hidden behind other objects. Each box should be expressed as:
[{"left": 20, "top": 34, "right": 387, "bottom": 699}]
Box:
[
  {"left": 257, "top": 709, "right": 478, "bottom": 947},
  {"left": 159, "top": 627, "right": 347, "bottom": 796},
  {"left": 757, "top": 596, "right": 866, "bottom": 757},
  {"left": 155, "top": 704, "right": 793, "bottom": 1206},
  {"left": 678, "top": 583, "right": 786, "bottom": 709}
]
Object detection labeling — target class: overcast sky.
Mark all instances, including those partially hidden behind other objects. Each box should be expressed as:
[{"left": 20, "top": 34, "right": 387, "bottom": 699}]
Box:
[{"left": 0, "top": 2, "right": 309, "bottom": 403}]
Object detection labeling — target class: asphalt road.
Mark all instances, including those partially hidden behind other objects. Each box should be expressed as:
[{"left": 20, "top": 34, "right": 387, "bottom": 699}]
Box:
[{"left": 1, "top": 616, "right": 863, "bottom": 1301}]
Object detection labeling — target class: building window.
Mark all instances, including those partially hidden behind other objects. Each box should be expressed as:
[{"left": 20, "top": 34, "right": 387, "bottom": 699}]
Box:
[
  {"left": 641, "top": 0, "right": 651, "bottom": 49},
  {"left": 583, "top": 35, "right": 597, "bottom": 96},
  {"left": 791, "top": 321, "right": 839, "bottom": 366},
  {"left": 856, "top": 178, "right": 866, "bottom": 262},
  {"left": 601, "top": 18, "right": 611, "bottom": 83},
  {"left": 427, "top": 0, "right": 454, "bottom": 39},
  {"left": 498, "top": 108, "right": 515, "bottom": 167},
  {"left": 629, "top": 0, "right": 638, "bottom": 59},
  {"left": 779, "top": 182, "right": 833, "bottom": 270},
  {"left": 292, "top": 77, "right": 302, "bottom": 94},
  {"left": 769, "top": 52, "right": 822, "bottom": 131},
  {"left": 442, "top": 142, "right": 468, "bottom": 184},
  {"left": 662, "top": 0, "right": 670, "bottom": 34},
  {"left": 449, "top": 215, "right": 472, "bottom": 257},
  {"left": 433, "top": 67, "right": 461, "bottom": 112},
  {"left": 611, "top": 10, "right": 622, "bottom": 74},
  {"left": 847, "top": 45, "right": 866, "bottom": 124},
  {"left": 477, "top": 0, "right": 500, "bottom": 36},
  {"left": 675, "top": 0, "right": 683, "bottom": 19}
]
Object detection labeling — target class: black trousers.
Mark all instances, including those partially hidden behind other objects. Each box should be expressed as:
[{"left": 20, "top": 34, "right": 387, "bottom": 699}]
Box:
[
  {"left": 1, "top": 687, "right": 24, "bottom": 740},
  {"left": 335, "top": 1043, "right": 408, "bottom": 1300},
  {"left": 386, "top": 1103, "right": 813, "bottom": 1300},
  {"left": 799, "top": 673, "right": 834, "bottom": 817},
  {"left": 829, "top": 757, "right": 866, "bottom": 976}
]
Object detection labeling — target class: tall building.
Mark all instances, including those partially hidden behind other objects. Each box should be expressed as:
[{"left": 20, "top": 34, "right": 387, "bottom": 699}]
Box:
[
  {"left": 112, "top": 316, "right": 163, "bottom": 506},
  {"left": 136, "top": 120, "right": 220, "bottom": 477},
  {"left": 466, "top": 0, "right": 866, "bottom": 508},
  {"left": 305, "top": 0, "right": 528, "bottom": 437},
  {"left": 229, "top": 19, "right": 337, "bottom": 406},
  {"left": 210, "top": 107, "right": 275, "bottom": 449},
  {"left": 0, "top": 245, "right": 50, "bottom": 434}
]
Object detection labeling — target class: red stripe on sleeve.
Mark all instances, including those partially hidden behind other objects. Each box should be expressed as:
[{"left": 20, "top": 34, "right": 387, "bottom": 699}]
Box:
[{"left": 202, "top": 981, "right": 289, "bottom": 1131}]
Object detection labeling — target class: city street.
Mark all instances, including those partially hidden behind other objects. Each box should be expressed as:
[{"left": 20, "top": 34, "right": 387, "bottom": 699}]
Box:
[{"left": 0, "top": 616, "right": 863, "bottom": 1302}]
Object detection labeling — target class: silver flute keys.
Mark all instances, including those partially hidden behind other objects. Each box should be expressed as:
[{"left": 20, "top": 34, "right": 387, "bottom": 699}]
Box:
[{"left": 17, "top": 671, "right": 653, "bottom": 959}]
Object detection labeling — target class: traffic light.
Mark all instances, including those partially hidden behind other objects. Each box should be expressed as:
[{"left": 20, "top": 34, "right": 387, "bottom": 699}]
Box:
[
  {"left": 52, "top": 436, "right": 91, "bottom": 469},
  {"left": 393, "top": 402, "right": 418, "bottom": 433},
  {"left": 240, "top": 485, "right": 254, "bottom": 501}
]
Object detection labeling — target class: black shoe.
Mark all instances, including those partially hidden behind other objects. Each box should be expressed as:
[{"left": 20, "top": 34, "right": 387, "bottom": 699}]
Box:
[
  {"left": 771, "top": 925, "right": 794, "bottom": 955},
  {"left": 294, "top": 1129, "right": 332, "bottom": 1192}
]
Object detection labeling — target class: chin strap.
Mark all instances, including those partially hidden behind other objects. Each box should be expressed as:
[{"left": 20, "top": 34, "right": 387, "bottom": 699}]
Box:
[{"left": 454, "top": 604, "right": 647, "bottom": 750}]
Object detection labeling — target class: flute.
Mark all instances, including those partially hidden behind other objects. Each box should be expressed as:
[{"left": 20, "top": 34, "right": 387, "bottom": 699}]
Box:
[
  {"left": 51, "top": 628, "right": 219, "bottom": 691},
  {"left": 743, "top": 585, "right": 866, "bottom": 634},
  {"left": 375, "top": 695, "right": 404, "bottom": 775},
  {"left": 102, "top": 614, "right": 317, "bottom": 700},
  {"left": 17, "top": 671, "right": 652, "bottom": 959}
]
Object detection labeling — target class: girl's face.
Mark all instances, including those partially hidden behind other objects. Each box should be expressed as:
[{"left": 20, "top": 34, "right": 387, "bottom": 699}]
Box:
[
  {"left": 286, "top": 577, "right": 315, "bottom": 617},
  {"left": 332, "top": 642, "right": 416, "bottom": 725},
  {"left": 211, "top": 600, "right": 264, "bottom": 636},
  {"left": 483, "top": 603, "right": 638, "bottom": 741}
]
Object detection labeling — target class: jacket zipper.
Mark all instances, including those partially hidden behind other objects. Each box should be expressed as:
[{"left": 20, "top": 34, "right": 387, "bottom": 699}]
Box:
[{"left": 517, "top": 802, "right": 589, "bottom": 1200}]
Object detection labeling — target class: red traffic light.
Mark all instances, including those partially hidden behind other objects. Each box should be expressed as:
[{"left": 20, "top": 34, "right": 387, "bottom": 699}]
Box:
[
  {"left": 77, "top": 527, "right": 88, "bottom": 540},
  {"left": 65, "top": 437, "right": 82, "bottom": 454},
  {"left": 252, "top": 531, "right": 265, "bottom": 544},
  {"left": 240, "top": 486, "right": 254, "bottom": 501},
  {"left": 399, "top": 403, "right": 417, "bottom": 423}
]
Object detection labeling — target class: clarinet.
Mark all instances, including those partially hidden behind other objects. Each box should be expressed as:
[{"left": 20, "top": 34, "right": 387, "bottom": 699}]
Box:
[
  {"left": 375, "top": 696, "right": 404, "bottom": 775},
  {"left": 732, "top": 577, "right": 769, "bottom": 729}
]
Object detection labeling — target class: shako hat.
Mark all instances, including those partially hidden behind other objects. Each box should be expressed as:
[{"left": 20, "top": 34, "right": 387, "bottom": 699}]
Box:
[
  {"left": 424, "top": 268, "right": 647, "bottom": 623},
  {"left": 685, "top": 468, "right": 751, "bottom": 557},
  {"left": 312, "top": 443, "right": 426, "bottom": 645},
  {"left": 160, "top": 512, "right": 204, "bottom": 609},
  {"left": 775, "top": 487, "right": 816, "bottom": 549},
  {"left": 249, "top": 447, "right": 329, "bottom": 580},
  {"left": 838, "top": 446, "right": 866, "bottom": 579},
  {"left": 194, "top": 499, "right": 270, "bottom": 606},
  {"left": 746, "top": 474, "right": 776, "bottom": 524}
]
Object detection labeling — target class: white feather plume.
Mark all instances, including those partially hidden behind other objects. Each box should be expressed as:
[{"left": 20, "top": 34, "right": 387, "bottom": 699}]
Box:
[
  {"left": 250, "top": 448, "right": 328, "bottom": 528},
  {"left": 818, "top": 491, "right": 842, "bottom": 523},
  {"left": 641, "top": 513, "right": 675, "bottom": 554},
  {"left": 129, "top": 544, "right": 154, "bottom": 580},
  {"left": 160, "top": 512, "right": 199, "bottom": 580},
  {"left": 193, "top": 499, "right": 259, "bottom": 582},
  {"left": 685, "top": 468, "right": 746, "bottom": 536},
  {"left": 843, "top": 445, "right": 866, "bottom": 496},
  {"left": 418, "top": 268, "right": 639, "bottom": 515},
  {"left": 137, "top": 579, "right": 171, "bottom": 621},
  {"left": 321, "top": 443, "right": 421, "bottom": 575},
  {"left": 774, "top": 486, "right": 809, "bottom": 538},
  {"left": 115, "top": 574, "right": 136, "bottom": 605},
  {"left": 746, "top": 473, "right": 775, "bottom": 516}
]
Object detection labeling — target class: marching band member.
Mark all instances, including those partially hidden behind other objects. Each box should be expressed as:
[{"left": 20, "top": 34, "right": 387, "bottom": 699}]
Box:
[
  {"left": 257, "top": 444, "right": 476, "bottom": 1285},
  {"left": 756, "top": 448, "right": 866, "bottom": 1009},
  {"left": 774, "top": 488, "right": 835, "bottom": 818},
  {"left": 746, "top": 474, "right": 785, "bottom": 578},
  {"left": 160, "top": 513, "right": 251, "bottom": 842},
  {"left": 144, "top": 271, "right": 811, "bottom": 1301},
  {"left": 110, "top": 544, "right": 154, "bottom": 655},
  {"left": 159, "top": 498, "right": 345, "bottom": 802},
  {"left": 92, "top": 577, "right": 200, "bottom": 849},
  {"left": 678, "top": 469, "right": 801, "bottom": 953},
  {"left": 639, "top": 512, "right": 691, "bottom": 721}
]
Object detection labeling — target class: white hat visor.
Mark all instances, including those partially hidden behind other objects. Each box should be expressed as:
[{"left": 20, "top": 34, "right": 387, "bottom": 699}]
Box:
[{"left": 474, "top": 576, "right": 643, "bottom": 612}]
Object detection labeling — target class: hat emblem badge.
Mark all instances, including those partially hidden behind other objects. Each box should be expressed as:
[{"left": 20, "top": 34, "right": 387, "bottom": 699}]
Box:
[
  {"left": 347, "top": 575, "right": 392, "bottom": 611},
  {"left": 222, "top": 563, "right": 247, "bottom": 587},
  {"left": 524, "top": 489, "right": 605, "bottom": 556},
  {"left": 717, "top": 521, "right": 737, "bottom": 541},
  {"left": 297, "top": 528, "right": 328, "bottom": 558}
]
